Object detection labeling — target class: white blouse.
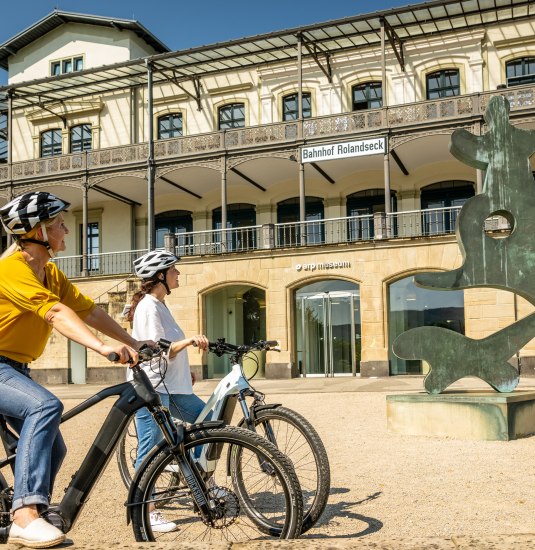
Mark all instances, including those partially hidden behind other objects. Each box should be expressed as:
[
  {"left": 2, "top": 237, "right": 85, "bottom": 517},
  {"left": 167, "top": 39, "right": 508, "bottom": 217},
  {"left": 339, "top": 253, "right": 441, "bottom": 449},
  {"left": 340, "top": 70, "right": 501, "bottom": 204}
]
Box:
[{"left": 127, "top": 293, "right": 193, "bottom": 394}]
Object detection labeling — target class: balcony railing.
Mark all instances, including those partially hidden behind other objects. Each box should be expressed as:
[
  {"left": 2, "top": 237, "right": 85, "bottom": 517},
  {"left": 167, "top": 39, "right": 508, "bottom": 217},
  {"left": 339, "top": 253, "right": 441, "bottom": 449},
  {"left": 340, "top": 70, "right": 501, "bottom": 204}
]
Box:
[
  {"left": 1, "top": 84, "right": 535, "bottom": 183},
  {"left": 53, "top": 249, "right": 148, "bottom": 279},
  {"left": 52, "top": 207, "right": 461, "bottom": 278}
]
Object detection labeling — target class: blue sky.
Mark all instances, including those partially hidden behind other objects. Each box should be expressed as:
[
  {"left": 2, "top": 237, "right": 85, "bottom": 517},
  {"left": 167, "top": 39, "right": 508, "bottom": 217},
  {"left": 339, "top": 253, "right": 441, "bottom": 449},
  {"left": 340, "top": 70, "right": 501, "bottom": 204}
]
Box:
[
  {"left": 1, "top": 0, "right": 413, "bottom": 51},
  {"left": 0, "top": 0, "right": 414, "bottom": 85}
]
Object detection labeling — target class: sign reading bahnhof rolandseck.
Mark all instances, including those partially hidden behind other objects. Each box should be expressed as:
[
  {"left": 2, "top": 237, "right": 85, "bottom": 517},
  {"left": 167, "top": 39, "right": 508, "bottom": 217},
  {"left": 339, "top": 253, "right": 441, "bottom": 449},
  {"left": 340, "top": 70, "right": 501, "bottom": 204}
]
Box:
[{"left": 301, "top": 137, "right": 386, "bottom": 163}]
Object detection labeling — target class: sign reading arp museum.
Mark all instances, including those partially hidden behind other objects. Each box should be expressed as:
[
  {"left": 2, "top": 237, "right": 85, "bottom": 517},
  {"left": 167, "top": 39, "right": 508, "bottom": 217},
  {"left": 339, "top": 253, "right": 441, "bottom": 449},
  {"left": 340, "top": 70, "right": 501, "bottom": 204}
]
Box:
[{"left": 301, "top": 137, "right": 386, "bottom": 163}]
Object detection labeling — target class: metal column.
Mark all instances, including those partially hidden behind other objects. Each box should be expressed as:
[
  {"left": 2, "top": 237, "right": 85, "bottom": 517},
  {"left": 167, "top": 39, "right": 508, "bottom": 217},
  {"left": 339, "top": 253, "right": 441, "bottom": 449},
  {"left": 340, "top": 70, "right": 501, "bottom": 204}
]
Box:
[
  {"left": 221, "top": 156, "right": 227, "bottom": 250},
  {"left": 380, "top": 18, "right": 388, "bottom": 108},
  {"left": 81, "top": 179, "right": 89, "bottom": 277},
  {"left": 384, "top": 144, "right": 391, "bottom": 215},
  {"left": 146, "top": 60, "right": 156, "bottom": 251},
  {"left": 6, "top": 91, "right": 13, "bottom": 247},
  {"left": 297, "top": 33, "right": 303, "bottom": 122},
  {"left": 299, "top": 162, "right": 306, "bottom": 245}
]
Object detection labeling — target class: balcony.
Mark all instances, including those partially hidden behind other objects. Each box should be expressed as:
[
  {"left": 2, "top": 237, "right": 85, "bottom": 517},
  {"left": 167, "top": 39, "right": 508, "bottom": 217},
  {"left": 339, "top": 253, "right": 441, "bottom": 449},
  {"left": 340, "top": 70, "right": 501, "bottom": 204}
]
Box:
[
  {"left": 53, "top": 206, "right": 462, "bottom": 279},
  {"left": 1, "top": 84, "right": 535, "bottom": 184}
]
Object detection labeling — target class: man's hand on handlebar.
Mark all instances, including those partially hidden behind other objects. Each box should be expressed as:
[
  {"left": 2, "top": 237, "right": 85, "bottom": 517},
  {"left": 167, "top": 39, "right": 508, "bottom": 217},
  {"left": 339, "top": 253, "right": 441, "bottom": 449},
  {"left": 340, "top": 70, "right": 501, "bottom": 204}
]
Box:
[{"left": 102, "top": 344, "right": 138, "bottom": 364}]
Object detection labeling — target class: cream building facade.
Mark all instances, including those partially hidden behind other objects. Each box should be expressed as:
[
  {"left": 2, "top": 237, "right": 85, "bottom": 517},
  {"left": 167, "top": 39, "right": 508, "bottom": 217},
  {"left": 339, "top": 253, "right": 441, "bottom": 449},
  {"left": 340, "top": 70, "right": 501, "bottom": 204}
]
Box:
[{"left": 0, "top": 1, "right": 534, "bottom": 383}]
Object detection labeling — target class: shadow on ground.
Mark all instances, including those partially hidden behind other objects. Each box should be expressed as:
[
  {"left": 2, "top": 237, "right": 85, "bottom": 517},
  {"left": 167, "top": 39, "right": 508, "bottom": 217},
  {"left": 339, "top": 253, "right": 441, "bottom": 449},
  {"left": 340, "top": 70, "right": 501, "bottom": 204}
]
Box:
[{"left": 302, "top": 489, "right": 383, "bottom": 538}]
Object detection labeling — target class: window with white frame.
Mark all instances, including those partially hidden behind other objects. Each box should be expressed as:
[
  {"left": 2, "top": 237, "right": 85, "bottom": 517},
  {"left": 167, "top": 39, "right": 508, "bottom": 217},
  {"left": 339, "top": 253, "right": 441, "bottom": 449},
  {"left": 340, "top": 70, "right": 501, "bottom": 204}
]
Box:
[
  {"left": 70, "top": 124, "right": 92, "bottom": 153},
  {"left": 157, "top": 113, "right": 183, "bottom": 139},
  {"left": 218, "top": 103, "right": 245, "bottom": 129},
  {"left": 282, "top": 92, "right": 311, "bottom": 120},
  {"left": 426, "top": 69, "right": 460, "bottom": 99},
  {"left": 506, "top": 57, "right": 535, "bottom": 87},
  {"left": 50, "top": 56, "right": 83, "bottom": 76},
  {"left": 40, "top": 129, "right": 62, "bottom": 157},
  {"left": 352, "top": 82, "right": 383, "bottom": 111}
]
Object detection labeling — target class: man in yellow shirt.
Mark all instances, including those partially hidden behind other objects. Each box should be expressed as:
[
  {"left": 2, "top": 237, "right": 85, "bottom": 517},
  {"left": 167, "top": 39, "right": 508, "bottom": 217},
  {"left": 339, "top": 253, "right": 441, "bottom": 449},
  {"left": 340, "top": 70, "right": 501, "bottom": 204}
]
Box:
[{"left": 0, "top": 192, "right": 149, "bottom": 548}]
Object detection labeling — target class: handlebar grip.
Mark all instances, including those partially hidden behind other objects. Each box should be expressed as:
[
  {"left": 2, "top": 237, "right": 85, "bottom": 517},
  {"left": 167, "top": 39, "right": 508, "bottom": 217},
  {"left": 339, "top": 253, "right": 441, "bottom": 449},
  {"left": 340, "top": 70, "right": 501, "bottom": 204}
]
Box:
[{"left": 107, "top": 352, "right": 121, "bottom": 362}]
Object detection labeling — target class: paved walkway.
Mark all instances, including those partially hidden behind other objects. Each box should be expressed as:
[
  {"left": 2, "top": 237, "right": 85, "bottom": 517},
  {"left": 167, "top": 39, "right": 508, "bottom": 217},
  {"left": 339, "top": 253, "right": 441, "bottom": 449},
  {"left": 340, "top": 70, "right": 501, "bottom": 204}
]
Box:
[
  {"left": 47, "top": 373, "right": 535, "bottom": 400},
  {"left": 41, "top": 375, "right": 535, "bottom": 549}
]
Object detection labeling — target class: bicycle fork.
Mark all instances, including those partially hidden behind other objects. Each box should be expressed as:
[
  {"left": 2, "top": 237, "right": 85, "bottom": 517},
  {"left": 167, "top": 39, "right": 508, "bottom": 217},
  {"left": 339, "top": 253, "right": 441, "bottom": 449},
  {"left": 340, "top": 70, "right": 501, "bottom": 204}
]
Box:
[
  {"left": 238, "top": 391, "right": 276, "bottom": 476},
  {"left": 151, "top": 406, "right": 217, "bottom": 526}
]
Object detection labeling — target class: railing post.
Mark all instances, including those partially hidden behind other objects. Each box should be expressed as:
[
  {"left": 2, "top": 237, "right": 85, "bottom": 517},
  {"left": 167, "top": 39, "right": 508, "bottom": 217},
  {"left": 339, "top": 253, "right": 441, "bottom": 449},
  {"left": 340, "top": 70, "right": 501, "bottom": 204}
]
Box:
[
  {"left": 164, "top": 232, "right": 176, "bottom": 254},
  {"left": 261, "top": 223, "right": 275, "bottom": 249}
]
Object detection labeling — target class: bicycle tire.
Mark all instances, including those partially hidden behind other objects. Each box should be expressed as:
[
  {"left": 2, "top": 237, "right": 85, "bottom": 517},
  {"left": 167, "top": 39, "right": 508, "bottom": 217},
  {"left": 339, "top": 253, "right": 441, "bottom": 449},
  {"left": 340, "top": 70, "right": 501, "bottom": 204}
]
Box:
[
  {"left": 116, "top": 417, "right": 137, "bottom": 488},
  {"left": 130, "top": 424, "right": 303, "bottom": 542},
  {"left": 239, "top": 406, "right": 330, "bottom": 533}
]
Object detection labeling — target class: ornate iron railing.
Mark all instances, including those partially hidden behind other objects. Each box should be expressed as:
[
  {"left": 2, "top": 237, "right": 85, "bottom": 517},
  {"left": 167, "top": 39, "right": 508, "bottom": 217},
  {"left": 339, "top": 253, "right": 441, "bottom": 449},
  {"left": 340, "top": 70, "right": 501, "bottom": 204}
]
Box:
[
  {"left": 2, "top": 85, "right": 535, "bottom": 183},
  {"left": 52, "top": 207, "right": 462, "bottom": 278}
]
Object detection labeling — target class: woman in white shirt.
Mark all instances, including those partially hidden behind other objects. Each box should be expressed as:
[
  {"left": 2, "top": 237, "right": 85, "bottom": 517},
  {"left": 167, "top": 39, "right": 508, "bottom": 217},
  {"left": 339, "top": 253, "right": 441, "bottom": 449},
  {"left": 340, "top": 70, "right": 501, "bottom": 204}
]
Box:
[{"left": 127, "top": 251, "right": 208, "bottom": 532}]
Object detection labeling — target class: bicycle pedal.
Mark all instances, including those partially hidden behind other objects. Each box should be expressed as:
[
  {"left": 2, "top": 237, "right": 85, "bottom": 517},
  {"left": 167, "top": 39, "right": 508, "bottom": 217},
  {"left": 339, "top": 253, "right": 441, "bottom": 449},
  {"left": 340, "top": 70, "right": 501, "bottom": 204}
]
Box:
[{"left": 41, "top": 508, "right": 66, "bottom": 532}]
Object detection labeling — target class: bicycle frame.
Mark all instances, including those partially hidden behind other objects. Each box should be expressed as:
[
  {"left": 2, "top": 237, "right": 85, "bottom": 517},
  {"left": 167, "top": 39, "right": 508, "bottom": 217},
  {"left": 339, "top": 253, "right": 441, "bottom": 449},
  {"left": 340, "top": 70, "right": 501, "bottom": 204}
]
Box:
[
  {"left": 195, "top": 357, "right": 280, "bottom": 444},
  {"left": 0, "top": 366, "right": 212, "bottom": 537}
]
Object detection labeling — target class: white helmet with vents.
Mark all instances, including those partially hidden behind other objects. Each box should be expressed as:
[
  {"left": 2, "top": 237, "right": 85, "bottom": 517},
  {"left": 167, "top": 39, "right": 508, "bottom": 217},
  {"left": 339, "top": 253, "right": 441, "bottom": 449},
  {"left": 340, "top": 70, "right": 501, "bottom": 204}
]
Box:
[
  {"left": 0, "top": 192, "right": 70, "bottom": 235},
  {"left": 133, "top": 251, "right": 179, "bottom": 279}
]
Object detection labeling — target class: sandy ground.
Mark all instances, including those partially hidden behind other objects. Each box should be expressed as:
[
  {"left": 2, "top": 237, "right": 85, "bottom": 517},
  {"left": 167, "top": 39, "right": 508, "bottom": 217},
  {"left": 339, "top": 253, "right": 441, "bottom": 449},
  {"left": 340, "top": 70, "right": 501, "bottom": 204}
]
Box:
[{"left": 3, "top": 383, "right": 535, "bottom": 545}]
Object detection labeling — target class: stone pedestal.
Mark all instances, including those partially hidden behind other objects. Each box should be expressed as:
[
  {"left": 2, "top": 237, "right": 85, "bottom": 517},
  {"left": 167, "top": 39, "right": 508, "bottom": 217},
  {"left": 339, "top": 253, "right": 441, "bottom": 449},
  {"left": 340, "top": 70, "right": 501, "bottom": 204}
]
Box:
[{"left": 387, "top": 390, "right": 535, "bottom": 441}]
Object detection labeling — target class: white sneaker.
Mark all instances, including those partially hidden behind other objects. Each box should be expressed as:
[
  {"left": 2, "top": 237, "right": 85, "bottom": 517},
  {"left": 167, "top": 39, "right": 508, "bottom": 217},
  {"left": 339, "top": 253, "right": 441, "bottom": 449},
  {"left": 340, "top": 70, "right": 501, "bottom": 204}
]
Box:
[
  {"left": 8, "top": 518, "right": 66, "bottom": 548},
  {"left": 150, "top": 510, "right": 179, "bottom": 533}
]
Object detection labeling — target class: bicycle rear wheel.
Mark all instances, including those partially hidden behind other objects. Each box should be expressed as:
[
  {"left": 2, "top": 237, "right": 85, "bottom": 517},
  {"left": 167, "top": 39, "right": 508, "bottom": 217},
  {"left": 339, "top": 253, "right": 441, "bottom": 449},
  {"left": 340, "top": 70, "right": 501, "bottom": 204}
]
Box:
[
  {"left": 130, "top": 425, "right": 303, "bottom": 542},
  {"left": 116, "top": 417, "right": 137, "bottom": 488},
  {"left": 242, "top": 406, "right": 330, "bottom": 533}
]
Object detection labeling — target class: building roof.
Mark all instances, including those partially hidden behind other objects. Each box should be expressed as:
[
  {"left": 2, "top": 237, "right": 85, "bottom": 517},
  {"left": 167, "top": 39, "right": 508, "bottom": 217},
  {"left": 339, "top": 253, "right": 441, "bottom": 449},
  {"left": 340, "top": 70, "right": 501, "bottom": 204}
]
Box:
[
  {"left": 0, "top": 10, "right": 170, "bottom": 70},
  {"left": 1, "top": 0, "right": 533, "bottom": 109}
]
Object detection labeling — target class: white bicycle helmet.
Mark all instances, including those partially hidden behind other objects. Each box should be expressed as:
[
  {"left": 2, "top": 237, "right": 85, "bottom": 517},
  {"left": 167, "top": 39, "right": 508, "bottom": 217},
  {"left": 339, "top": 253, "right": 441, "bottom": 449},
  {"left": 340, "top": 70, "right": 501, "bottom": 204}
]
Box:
[
  {"left": 0, "top": 192, "right": 70, "bottom": 235},
  {"left": 133, "top": 251, "right": 179, "bottom": 279}
]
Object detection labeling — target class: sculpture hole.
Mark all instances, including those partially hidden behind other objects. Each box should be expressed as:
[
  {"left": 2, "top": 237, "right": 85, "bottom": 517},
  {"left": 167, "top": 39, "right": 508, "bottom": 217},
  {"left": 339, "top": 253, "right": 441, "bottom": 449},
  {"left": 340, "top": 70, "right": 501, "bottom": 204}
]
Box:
[{"left": 484, "top": 210, "right": 514, "bottom": 238}]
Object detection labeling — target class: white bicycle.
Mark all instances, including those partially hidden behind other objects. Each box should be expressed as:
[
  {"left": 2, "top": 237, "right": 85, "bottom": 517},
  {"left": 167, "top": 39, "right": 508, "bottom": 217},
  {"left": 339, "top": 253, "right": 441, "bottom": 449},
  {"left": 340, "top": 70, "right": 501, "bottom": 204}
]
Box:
[{"left": 116, "top": 338, "right": 330, "bottom": 533}]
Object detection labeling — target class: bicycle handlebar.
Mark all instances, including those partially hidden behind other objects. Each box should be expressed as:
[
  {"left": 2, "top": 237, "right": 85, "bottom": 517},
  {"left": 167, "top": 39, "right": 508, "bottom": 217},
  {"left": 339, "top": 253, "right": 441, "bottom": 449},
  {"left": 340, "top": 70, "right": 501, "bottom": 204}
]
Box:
[
  {"left": 201, "top": 338, "right": 280, "bottom": 358},
  {"left": 106, "top": 339, "right": 171, "bottom": 365}
]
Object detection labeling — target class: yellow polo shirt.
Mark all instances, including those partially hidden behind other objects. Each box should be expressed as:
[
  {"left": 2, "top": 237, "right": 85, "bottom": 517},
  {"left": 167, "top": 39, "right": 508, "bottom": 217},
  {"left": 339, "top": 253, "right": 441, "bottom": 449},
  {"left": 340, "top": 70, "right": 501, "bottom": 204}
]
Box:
[{"left": 0, "top": 251, "right": 95, "bottom": 363}]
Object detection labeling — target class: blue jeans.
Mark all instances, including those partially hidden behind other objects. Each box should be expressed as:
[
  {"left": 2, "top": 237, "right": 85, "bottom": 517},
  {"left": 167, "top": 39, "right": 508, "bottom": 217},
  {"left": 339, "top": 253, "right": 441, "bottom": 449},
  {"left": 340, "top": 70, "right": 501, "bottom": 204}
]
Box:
[
  {"left": 0, "top": 361, "right": 66, "bottom": 512},
  {"left": 134, "top": 392, "right": 205, "bottom": 470}
]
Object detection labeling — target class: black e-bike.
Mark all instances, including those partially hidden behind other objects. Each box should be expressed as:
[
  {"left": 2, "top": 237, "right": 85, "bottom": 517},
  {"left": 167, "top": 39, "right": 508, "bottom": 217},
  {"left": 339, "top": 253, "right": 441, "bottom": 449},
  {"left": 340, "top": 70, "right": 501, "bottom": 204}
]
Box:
[{"left": 0, "top": 343, "right": 303, "bottom": 543}]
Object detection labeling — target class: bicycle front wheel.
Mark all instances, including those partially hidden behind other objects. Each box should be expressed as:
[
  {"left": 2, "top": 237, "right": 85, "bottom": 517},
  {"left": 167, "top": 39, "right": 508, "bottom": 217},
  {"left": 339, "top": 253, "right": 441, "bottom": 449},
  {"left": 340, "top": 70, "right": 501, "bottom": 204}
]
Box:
[
  {"left": 244, "top": 406, "right": 330, "bottom": 533},
  {"left": 130, "top": 425, "right": 303, "bottom": 542}
]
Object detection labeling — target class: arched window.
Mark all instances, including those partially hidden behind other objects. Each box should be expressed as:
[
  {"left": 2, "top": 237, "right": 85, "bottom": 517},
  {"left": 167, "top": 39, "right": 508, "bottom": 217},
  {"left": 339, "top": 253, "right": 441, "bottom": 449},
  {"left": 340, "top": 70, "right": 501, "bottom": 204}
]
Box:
[
  {"left": 155, "top": 210, "right": 193, "bottom": 254},
  {"left": 426, "top": 69, "right": 460, "bottom": 99},
  {"left": 506, "top": 57, "right": 535, "bottom": 87},
  {"left": 70, "top": 124, "right": 92, "bottom": 153},
  {"left": 282, "top": 92, "right": 311, "bottom": 120},
  {"left": 218, "top": 103, "right": 245, "bottom": 129},
  {"left": 277, "top": 197, "right": 324, "bottom": 246},
  {"left": 420, "top": 180, "right": 474, "bottom": 234},
  {"left": 40, "top": 129, "right": 62, "bottom": 157},
  {"left": 157, "top": 113, "right": 183, "bottom": 139},
  {"left": 346, "top": 189, "right": 397, "bottom": 240},
  {"left": 352, "top": 82, "right": 382, "bottom": 111},
  {"left": 388, "top": 275, "right": 465, "bottom": 374},
  {"left": 212, "top": 203, "right": 256, "bottom": 252}
]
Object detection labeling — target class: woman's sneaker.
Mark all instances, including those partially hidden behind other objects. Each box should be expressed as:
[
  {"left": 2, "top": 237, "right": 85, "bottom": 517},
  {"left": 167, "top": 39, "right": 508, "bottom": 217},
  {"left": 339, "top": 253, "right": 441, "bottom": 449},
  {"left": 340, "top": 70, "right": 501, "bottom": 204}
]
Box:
[
  {"left": 8, "top": 518, "right": 66, "bottom": 548},
  {"left": 149, "top": 510, "right": 179, "bottom": 533}
]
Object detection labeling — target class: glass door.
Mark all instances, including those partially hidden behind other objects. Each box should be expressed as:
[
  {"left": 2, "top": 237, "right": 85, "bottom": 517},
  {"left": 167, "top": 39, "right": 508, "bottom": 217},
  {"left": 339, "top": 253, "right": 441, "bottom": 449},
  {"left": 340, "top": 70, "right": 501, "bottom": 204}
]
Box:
[
  {"left": 328, "top": 293, "right": 355, "bottom": 376},
  {"left": 297, "top": 290, "right": 360, "bottom": 376}
]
